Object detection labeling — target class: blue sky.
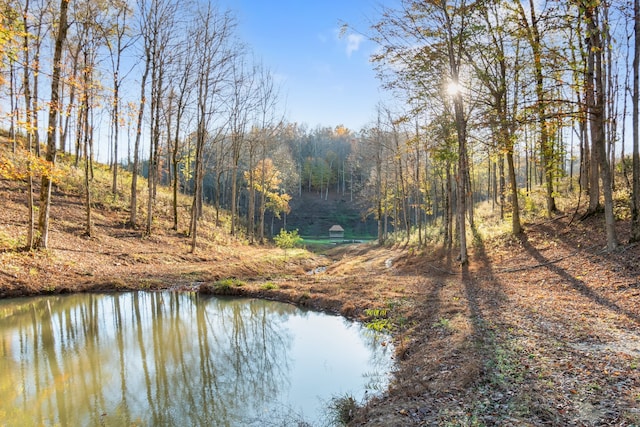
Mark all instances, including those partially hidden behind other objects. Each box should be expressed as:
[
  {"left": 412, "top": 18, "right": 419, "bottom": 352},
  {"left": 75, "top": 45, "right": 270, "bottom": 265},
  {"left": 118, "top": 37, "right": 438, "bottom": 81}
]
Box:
[{"left": 217, "top": 0, "right": 391, "bottom": 131}]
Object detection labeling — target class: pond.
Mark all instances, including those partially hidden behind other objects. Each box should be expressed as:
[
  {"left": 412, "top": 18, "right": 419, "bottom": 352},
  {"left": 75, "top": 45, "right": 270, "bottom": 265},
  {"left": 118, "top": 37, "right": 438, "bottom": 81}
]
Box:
[{"left": 0, "top": 292, "right": 394, "bottom": 426}]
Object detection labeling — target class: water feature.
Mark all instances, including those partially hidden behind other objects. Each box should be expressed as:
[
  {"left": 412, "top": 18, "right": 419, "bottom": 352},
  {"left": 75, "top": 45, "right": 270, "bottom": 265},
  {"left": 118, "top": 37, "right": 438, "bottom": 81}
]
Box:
[{"left": 0, "top": 292, "right": 394, "bottom": 426}]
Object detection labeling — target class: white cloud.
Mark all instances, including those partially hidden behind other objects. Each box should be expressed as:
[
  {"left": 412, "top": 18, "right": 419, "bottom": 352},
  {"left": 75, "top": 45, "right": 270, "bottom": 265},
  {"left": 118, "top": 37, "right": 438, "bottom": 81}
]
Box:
[{"left": 345, "top": 33, "right": 364, "bottom": 57}]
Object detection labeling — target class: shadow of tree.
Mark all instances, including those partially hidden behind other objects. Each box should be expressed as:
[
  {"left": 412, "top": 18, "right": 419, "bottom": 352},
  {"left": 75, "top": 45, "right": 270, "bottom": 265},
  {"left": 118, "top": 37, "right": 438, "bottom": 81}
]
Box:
[
  {"left": 519, "top": 233, "right": 640, "bottom": 325},
  {"left": 533, "top": 220, "right": 639, "bottom": 285}
]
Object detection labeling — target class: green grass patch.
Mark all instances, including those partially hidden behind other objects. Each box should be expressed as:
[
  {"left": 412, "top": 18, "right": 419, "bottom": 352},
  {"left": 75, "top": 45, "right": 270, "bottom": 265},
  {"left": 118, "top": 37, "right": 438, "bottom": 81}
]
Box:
[
  {"left": 260, "top": 282, "right": 278, "bottom": 290},
  {"left": 364, "top": 308, "right": 394, "bottom": 332},
  {"left": 214, "top": 278, "right": 246, "bottom": 291}
]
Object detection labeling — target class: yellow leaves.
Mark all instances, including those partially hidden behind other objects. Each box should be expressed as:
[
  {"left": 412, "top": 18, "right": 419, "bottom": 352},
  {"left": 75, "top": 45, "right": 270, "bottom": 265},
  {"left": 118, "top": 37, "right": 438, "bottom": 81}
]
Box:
[
  {"left": 245, "top": 158, "right": 282, "bottom": 193},
  {"left": 267, "top": 192, "right": 291, "bottom": 218},
  {"left": 334, "top": 124, "right": 351, "bottom": 137},
  {"left": 244, "top": 158, "right": 292, "bottom": 218},
  {"left": 0, "top": 2, "right": 22, "bottom": 68},
  {"left": 0, "top": 149, "right": 67, "bottom": 183}
]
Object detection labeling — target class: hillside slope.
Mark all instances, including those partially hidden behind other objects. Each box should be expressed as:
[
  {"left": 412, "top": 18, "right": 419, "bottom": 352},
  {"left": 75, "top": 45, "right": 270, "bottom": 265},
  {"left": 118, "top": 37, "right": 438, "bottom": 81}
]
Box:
[{"left": 277, "top": 190, "right": 376, "bottom": 238}]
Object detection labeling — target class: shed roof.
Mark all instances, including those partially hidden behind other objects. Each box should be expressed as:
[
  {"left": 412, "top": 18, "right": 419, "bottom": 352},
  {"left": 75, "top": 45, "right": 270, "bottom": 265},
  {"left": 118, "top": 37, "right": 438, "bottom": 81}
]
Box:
[{"left": 329, "top": 225, "right": 344, "bottom": 232}]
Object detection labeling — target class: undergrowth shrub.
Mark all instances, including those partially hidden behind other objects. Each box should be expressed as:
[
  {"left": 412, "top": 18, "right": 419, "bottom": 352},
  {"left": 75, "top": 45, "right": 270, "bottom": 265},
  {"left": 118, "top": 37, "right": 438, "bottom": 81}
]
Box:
[{"left": 326, "top": 394, "right": 358, "bottom": 426}]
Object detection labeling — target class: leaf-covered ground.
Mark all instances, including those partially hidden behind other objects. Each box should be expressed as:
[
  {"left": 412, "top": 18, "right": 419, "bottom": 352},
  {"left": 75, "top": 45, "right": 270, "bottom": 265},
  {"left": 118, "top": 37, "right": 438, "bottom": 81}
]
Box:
[{"left": 1, "top": 173, "right": 639, "bottom": 426}]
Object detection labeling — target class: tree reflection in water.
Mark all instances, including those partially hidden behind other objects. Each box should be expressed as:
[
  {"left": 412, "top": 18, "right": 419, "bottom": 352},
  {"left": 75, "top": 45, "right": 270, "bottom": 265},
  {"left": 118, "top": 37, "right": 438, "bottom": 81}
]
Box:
[{"left": 0, "top": 292, "right": 392, "bottom": 426}]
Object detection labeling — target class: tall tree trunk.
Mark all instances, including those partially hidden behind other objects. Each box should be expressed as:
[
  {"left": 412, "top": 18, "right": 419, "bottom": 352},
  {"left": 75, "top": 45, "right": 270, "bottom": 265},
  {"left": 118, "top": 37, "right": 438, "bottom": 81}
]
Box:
[
  {"left": 83, "top": 76, "right": 93, "bottom": 237},
  {"left": 130, "top": 55, "right": 150, "bottom": 227},
  {"left": 36, "top": 0, "right": 69, "bottom": 249},
  {"left": 247, "top": 150, "right": 255, "bottom": 243},
  {"left": 259, "top": 190, "right": 266, "bottom": 243},
  {"left": 22, "top": 0, "right": 35, "bottom": 249},
  {"left": 146, "top": 63, "right": 163, "bottom": 236},
  {"left": 190, "top": 130, "right": 205, "bottom": 253},
  {"left": 530, "top": 1, "right": 556, "bottom": 217},
  {"left": 375, "top": 124, "right": 385, "bottom": 245},
  {"left": 171, "top": 108, "right": 181, "bottom": 232},
  {"left": 516, "top": 0, "right": 557, "bottom": 217},
  {"left": 415, "top": 125, "right": 423, "bottom": 248},
  {"left": 31, "top": 22, "right": 42, "bottom": 158},
  {"left": 455, "top": 105, "right": 469, "bottom": 264},
  {"left": 230, "top": 161, "right": 239, "bottom": 236},
  {"left": 506, "top": 151, "right": 521, "bottom": 234},
  {"left": 585, "top": 4, "right": 617, "bottom": 250},
  {"left": 445, "top": 162, "right": 453, "bottom": 250},
  {"left": 442, "top": 2, "right": 469, "bottom": 263},
  {"left": 9, "top": 59, "right": 16, "bottom": 153},
  {"left": 111, "top": 78, "right": 120, "bottom": 195},
  {"left": 60, "top": 47, "right": 79, "bottom": 153},
  {"left": 631, "top": 0, "right": 640, "bottom": 242}
]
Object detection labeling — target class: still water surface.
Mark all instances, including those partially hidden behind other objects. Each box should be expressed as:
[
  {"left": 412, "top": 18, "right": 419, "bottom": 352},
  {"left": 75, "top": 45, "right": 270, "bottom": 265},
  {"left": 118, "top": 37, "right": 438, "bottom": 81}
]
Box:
[{"left": 0, "top": 292, "right": 393, "bottom": 426}]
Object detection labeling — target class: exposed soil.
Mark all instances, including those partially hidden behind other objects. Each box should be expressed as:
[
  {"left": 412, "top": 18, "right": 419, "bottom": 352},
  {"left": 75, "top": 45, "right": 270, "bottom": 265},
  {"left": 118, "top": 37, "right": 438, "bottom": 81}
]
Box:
[{"left": 1, "top": 174, "right": 639, "bottom": 426}]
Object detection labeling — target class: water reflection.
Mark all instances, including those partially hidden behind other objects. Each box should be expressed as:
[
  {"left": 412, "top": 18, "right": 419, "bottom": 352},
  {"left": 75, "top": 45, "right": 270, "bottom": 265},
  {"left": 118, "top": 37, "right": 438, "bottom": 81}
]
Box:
[{"left": 0, "top": 292, "right": 393, "bottom": 426}]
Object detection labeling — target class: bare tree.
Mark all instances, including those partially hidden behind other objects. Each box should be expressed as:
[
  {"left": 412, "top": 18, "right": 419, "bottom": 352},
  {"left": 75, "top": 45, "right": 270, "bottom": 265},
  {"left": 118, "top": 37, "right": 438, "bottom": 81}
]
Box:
[
  {"left": 167, "top": 37, "right": 196, "bottom": 230},
  {"left": 26, "top": 0, "right": 50, "bottom": 158},
  {"left": 21, "top": 0, "right": 36, "bottom": 248},
  {"left": 144, "top": 0, "right": 177, "bottom": 236},
  {"left": 189, "top": 4, "right": 235, "bottom": 252},
  {"left": 35, "top": 0, "right": 70, "bottom": 249},
  {"left": 101, "top": 0, "right": 135, "bottom": 195},
  {"left": 129, "top": 0, "right": 153, "bottom": 228},
  {"left": 513, "top": 0, "right": 558, "bottom": 218},
  {"left": 253, "top": 62, "right": 282, "bottom": 243},
  {"left": 227, "top": 54, "right": 255, "bottom": 237},
  {"left": 58, "top": 37, "right": 81, "bottom": 155},
  {"left": 583, "top": 2, "right": 617, "bottom": 250}
]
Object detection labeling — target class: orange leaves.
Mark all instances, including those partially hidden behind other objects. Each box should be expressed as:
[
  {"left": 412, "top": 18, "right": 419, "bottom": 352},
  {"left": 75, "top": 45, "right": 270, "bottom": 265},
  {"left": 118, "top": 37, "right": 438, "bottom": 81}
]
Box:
[{"left": 0, "top": 149, "right": 67, "bottom": 183}]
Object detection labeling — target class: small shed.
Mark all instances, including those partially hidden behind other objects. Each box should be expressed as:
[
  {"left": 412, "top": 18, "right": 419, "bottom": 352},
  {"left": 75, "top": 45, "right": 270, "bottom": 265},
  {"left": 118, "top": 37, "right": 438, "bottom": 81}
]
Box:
[{"left": 329, "top": 225, "right": 345, "bottom": 241}]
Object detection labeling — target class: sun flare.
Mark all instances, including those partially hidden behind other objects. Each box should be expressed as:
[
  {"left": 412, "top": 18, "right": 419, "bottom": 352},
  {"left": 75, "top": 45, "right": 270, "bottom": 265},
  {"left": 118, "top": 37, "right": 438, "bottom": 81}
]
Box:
[{"left": 447, "top": 81, "right": 462, "bottom": 96}]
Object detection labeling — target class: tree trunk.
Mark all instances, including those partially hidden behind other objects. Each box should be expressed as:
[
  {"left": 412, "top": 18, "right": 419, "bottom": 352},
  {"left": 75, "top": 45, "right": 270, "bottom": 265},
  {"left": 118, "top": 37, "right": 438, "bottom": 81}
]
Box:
[
  {"left": 247, "top": 151, "right": 255, "bottom": 243},
  {"left": 9, "top": 59, "right": 16, "bottom": 153},
  {"left": 190, "top": 133, "right": 204, "bottom": 252},
  {"left": 455, "top": 109, "right": 468, "bottom": 264},
  {"left": 146, "top": 63, "right": 163, "bottom": 236},
  {"left": 83, "top": 83, "right": 93, "bottom": 237},
  {"left": 111, "top": 78, "right": 120, "bottom": 195},
  {"left": 60, "top": 47, "right": 79, "bottom": 154},
  {"left": 517, "top": 0, "right": 557, "bottom": 217},
  {"left": 36, "top": 0, "right": 69, "bottom": 249},
  {"left": 31, "top": 19, "right": 42, "bottom": 158},
  {"left": 230, "top": 163, "right": 239, "bottom": 236},
  {"left": 171, "top": 119, "right": 181, "bottom": 232},
  {"left": 585, "top": 5, "right": 617, "bottom": 250},
  {"left": 22, "top": 0, "right": 35, "bottom": 249},
  {"left": 130, "top": 53, "right": 150, "bottom": 228},
  {"left": 442, "top": 2, "right": 468, "bottom": 263},
  {"left": 631, "top": 0, "right": 640, "bottom": 242},
  {"left": 445, "top": 161, "right": 453, "bottom": 250},
  {"left": 259, "top": 191, "right": 266, "bottom": 243},
  {"left": 506, "top": 151, "right": 521, "bottom": 235}
]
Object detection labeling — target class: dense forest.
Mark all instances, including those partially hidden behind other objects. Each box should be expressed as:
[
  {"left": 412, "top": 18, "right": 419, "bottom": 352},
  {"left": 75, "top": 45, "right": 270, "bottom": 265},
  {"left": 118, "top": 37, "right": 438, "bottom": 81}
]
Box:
[{"left": 1, "top": 0, "right": 640, "bottom": 263}]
